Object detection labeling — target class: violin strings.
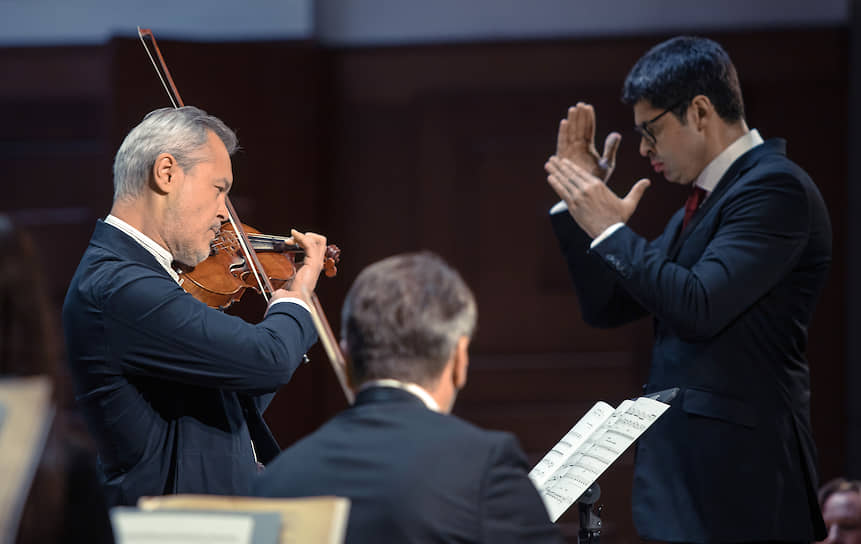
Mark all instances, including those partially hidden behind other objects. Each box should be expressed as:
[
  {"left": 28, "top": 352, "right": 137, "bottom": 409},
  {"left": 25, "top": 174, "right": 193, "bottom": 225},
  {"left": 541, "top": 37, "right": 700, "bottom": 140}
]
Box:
[
  {"left": 224, "top": 209, "right": 270, "bottom": 302},
  {"left": 209, "top": 231, "right": 303, "bottom": 253}
]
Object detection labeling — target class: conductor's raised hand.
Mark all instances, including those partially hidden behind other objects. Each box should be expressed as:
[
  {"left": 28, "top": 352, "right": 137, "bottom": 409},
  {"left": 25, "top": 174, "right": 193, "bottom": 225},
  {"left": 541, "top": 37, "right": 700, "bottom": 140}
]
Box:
[
  {"left": 545, "top": 156, "right": 650, "bottom": 238},
  {"left": 272, "top": 230, "right": 327, "bottom": 302},
  {"left": 556, "top": 102, "right": 622, "bottom": 182}
]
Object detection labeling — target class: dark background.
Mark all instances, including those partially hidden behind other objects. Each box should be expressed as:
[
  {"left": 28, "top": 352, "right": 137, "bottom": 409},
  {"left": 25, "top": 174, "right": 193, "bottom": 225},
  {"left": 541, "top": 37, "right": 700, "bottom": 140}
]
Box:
[{"left": 2, "top": 25, "right": 855, "bottom": 542}]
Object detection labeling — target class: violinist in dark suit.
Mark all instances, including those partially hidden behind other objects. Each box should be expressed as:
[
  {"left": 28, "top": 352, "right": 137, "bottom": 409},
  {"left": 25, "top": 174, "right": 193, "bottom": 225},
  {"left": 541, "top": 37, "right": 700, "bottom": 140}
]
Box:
[
  {"left": 253, "top": 252, "right": 562, "bottom": 544},
  {"left": 544, "top": 36, "right": 830, "bottom": 543},
  {"left": 63, "top": 106, "right": 327, "bottom": 506}
]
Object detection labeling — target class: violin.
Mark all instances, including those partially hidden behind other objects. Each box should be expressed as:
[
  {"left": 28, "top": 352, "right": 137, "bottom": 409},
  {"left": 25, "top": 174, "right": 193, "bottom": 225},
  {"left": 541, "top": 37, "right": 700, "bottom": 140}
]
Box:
[
  {"left": 138, "top": 27, "right": 354, "bottom": 404},
  {"left": 177, "top": 222, "right": 341, "bottom": 310}
]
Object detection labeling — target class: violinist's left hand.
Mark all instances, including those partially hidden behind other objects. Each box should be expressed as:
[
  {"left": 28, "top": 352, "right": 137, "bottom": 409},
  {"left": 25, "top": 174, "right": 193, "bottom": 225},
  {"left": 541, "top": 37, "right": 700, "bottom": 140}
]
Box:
[{"left": 272, "top": 230, "right": 327, "bottom": 301}]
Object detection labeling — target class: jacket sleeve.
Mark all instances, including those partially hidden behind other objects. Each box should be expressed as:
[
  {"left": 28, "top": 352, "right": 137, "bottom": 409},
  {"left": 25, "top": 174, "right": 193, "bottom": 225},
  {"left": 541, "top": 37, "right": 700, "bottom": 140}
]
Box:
[
  {"left": 479, "top": 433, "right": 564, "bottom": 543},
  {"left": 95, "top": 263, "right": 318, "bottom": 391},
  {"left": 550, "top": 210, "right": 651, "bottom": 328},
  {"left": 590, "top": 173, "right": 817, "bottom": 340}
]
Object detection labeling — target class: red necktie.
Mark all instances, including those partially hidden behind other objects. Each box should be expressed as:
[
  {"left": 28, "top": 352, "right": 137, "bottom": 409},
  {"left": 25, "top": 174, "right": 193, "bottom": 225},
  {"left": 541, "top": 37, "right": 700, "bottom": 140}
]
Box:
[{"left": 682, "top": 186, "right": 707, "bottom": 230}]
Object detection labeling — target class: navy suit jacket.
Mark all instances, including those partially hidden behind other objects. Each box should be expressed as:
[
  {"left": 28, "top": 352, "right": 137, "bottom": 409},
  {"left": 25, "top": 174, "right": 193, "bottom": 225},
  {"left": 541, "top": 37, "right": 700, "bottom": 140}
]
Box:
[
  {"left": 253, "top": 387, "right": 563, "bottom": 543},
  {"left": 63, "top": 220, "right": 318, "bottom": 506},
  {"left": 551, "top": 140, "right": 830, "bottom": 542}
]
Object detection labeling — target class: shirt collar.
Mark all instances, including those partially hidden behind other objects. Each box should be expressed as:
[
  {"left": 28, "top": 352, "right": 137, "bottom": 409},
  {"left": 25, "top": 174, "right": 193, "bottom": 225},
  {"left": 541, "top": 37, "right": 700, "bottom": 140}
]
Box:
[
  {"left": 694, "top": 129, "right": 763, "bottom": 193},
  {"left": 357, "top": 379, "right": 441, "bottom": 412},
  {"left": 104, "top": 214, "right": 180, "bottom": 283}
]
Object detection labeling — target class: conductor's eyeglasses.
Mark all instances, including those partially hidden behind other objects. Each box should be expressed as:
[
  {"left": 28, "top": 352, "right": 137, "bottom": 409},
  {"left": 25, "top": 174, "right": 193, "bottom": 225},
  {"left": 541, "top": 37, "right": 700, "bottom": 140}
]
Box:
[{"left": 635, "top": 101, "right": 685, "bottom": 145}]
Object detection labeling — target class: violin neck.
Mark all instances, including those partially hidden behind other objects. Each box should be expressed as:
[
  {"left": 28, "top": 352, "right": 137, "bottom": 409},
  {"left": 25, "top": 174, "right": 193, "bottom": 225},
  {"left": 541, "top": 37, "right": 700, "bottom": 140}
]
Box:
[{"left": 248, "top": 234, "right": 302, "bottom": 253}]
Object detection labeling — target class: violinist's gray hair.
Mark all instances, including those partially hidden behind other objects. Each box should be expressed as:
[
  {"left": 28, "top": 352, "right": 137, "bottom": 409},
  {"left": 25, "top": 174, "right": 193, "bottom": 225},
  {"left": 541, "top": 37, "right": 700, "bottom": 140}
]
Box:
[
  {"left": 112, "top": 106, "right": 238, "bottom": 201},
  {"left": 341, "top": 252, "right": 477, "bottom": 388}
]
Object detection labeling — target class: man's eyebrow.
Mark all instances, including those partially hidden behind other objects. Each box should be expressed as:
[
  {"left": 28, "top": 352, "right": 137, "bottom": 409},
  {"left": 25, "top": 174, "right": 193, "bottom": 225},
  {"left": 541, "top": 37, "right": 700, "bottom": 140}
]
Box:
[{"left": 219, "top": 177, "right": 233, "bottom": 191}]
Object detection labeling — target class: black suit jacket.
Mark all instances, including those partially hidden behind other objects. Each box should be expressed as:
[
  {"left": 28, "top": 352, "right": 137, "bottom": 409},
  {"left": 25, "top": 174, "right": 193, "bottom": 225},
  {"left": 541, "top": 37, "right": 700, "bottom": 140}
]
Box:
[
  {"left": 551, "top": 140, "right": 830, "bottom": 542},
  {"left": 63, "top": 220, "right": 318, "bottom": 506},
  {"left": 253, "top": 387, "right": 562, "bottom": 543}
]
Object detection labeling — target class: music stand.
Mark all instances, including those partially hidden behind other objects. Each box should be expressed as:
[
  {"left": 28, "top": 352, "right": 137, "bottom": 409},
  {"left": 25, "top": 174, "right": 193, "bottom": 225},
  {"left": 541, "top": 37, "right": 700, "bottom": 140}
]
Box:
[{"left": 577, "top": 484, "right": 602, "bottom": 544}]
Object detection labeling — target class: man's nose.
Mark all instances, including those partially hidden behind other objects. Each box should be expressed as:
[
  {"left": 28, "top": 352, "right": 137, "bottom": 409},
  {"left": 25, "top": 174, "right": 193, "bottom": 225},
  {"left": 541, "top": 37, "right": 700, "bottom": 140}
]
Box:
[
  {"left": 217, "top": 197, "right": 228, "bottom": 221},
  {"left": 638, "top": 136, "right": 652, "bottom": 157}
]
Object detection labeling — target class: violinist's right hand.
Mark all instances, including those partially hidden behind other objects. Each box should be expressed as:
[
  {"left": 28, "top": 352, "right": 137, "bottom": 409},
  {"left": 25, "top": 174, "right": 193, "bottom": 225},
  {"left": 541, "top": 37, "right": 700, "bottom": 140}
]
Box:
[
  {"left": 556, "top": 102, "right": 621, "bottom": 182},
  {"left": 272, "top": 229, "right": 327, "bottom": 302}
]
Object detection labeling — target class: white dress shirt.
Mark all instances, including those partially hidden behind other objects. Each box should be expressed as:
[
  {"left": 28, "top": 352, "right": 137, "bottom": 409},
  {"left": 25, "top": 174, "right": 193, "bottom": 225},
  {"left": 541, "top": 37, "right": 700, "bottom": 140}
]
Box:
[{"left": 357, "top": 378, "right": 441, "bottom": 412}]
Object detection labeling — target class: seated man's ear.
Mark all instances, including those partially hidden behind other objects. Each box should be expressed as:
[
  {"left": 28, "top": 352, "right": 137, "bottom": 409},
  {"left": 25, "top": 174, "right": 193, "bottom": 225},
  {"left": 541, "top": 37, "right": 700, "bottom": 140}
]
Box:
[
  {"left": 452, "top": 336, "right": 470, "bottom": 390},
  {"left": 340, "top": 338, "right": 357, "bottom": 389}
]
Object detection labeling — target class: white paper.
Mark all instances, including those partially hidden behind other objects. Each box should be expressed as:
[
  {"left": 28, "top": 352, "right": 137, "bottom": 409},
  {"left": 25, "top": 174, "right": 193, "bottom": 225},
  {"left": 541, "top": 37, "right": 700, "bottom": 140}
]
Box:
[
  {"left": 112, "top": 510, "right": 254, "bottom": 544},
  {"left": 532, "top": 396, "right": 670, "bottom": 521},
  {"left": 529, "top": 401, "right": 614, "bottom": 489}
]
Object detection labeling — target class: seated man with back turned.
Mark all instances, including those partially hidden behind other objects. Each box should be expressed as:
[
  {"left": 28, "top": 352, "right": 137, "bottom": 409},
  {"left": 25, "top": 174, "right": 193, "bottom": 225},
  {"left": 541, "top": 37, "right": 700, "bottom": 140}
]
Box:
[{"left": 253, "top": 252, "right": 562, "bottom": 543}]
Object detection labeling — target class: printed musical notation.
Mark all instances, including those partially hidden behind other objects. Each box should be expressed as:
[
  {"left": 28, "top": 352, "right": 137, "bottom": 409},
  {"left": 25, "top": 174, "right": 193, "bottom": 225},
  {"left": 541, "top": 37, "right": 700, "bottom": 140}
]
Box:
[{"left": 528, "top": 396, "right": 669, "bottom": 522}]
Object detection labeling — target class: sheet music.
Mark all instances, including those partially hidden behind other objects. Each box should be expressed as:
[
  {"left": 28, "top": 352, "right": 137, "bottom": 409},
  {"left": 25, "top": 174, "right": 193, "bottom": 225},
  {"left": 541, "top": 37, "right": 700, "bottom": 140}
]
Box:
[
  {"left": 528, "top": 401, "right": 615, "bottom": 489},
  {"left": 111, "top": 510, "right": 266, "bottom": 544},
  {"left": 533, "top": 396, "right": 669, "bottom": 521}
]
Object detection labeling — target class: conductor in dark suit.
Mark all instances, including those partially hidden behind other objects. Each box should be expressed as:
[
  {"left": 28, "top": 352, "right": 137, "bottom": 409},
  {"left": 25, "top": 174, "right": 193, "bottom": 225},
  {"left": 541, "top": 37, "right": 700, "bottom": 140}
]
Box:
[
  {"left": 253, "top": 252, "right": 562, "bottom": 543},
  {"left": 544, "top": 37, "right": 830, "bottom": 543},
  {"left": 63, "top": 106, "right": 328, "bottom": 506}
]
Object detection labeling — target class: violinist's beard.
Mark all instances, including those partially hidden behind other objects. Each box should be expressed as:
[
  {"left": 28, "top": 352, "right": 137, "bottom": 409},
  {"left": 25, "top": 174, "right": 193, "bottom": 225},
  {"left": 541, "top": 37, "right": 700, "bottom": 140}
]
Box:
[{"left": 172, "top": 241, "right": 210, "bottom": 268}]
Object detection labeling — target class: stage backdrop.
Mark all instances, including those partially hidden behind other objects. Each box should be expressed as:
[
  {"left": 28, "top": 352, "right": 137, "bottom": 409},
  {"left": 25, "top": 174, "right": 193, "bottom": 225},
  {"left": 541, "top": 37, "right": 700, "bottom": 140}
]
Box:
[{"left": 1, "top": 28, "right": 847, "bottom": 542}]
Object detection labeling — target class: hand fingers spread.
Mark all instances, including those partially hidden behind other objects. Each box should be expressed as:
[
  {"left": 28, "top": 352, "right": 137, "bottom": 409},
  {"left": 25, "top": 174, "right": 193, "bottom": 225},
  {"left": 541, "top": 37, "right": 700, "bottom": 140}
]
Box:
[
  {"left": 546, "top": 156, "right": 569, "bottom": 180},
  {"left": 580, "top": 103, "right": 596, "bottom": 145},
  {"left": 623, "top": 178, "right": 651, "bottom": 206},
  {"left": 567, "top": 105, "right": 578, "bottom": 128},
  {"left": 556, "top": 157, "right": 593, "bottom": 186},
  {"left": 551, "top": 158, "right": 595, "bottom": 194},
  {"left": 557, "top": 119, "right": 571, "bottom": 152},
  {"left": 602, "top": 132, "right": 622, "bottom": 166},
  {"left": 547, "top": 173, "right": 575, "bottom": 202}
]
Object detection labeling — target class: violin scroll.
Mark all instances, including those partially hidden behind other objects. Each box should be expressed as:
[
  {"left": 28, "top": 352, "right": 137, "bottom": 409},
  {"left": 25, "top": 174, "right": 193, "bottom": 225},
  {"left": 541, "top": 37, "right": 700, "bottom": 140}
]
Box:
[{"left": 323, "top": 245, "right": 340, "bottom": 278}]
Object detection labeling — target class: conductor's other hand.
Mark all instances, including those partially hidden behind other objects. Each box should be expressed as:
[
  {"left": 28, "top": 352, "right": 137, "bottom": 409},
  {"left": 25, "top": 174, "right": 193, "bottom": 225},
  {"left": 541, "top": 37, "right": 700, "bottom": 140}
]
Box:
[{"left": 556, "top": 102, "right": 621, "bottom": 182}]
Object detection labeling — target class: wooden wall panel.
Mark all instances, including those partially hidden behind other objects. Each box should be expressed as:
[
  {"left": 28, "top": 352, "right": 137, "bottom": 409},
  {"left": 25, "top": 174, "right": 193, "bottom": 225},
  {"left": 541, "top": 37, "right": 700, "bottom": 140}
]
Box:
[{"left": 0, "top": 46, "right": 110, "bottom": 310}]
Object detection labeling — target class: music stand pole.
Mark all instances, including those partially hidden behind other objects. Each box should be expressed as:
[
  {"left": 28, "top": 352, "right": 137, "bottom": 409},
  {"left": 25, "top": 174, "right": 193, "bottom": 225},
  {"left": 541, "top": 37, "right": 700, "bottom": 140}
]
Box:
[{"left": 577, "top": 483, "right": 602, "bottom": 544}]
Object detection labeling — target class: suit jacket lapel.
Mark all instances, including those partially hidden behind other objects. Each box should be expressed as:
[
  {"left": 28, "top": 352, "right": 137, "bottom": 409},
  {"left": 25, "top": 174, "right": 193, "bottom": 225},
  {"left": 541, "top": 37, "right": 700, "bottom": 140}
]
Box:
[{"left": 667, "top": 139, "right": 786, "bottom": 259}]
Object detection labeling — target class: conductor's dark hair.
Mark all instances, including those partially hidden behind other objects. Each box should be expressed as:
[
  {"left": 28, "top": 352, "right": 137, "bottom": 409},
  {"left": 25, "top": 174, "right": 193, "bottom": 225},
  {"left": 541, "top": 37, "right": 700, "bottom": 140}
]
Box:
[{"left": 622, "top": 36, "right": 745, "bottom": 123}]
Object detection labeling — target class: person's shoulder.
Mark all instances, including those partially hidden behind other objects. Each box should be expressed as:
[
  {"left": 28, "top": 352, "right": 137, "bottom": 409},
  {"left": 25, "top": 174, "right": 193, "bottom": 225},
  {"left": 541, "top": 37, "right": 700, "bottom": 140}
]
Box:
[
  {"left": 251, "top": 414, "right": 347, "bottom": 496},
  {"left": 73, "top": 245, "right": 170, "bottom": 300},
  {"left": 722, "top": 140, "right": 816, "bottom": 201},
  {"left": 745, "top": 139, "right": 813, "bottom": 182},
  {"left": 443, "top": 413, "right": 526, "bottom": 456}
]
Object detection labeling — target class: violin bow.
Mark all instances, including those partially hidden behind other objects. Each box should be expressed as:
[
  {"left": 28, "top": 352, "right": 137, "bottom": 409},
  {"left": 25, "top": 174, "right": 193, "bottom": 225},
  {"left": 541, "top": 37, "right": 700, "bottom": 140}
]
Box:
[
  {"left": 137, "top": 27, "right": 273, "bottom": 303},
  {"left": 301, "top": 287, "right": 354, "bottom": 404}
]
